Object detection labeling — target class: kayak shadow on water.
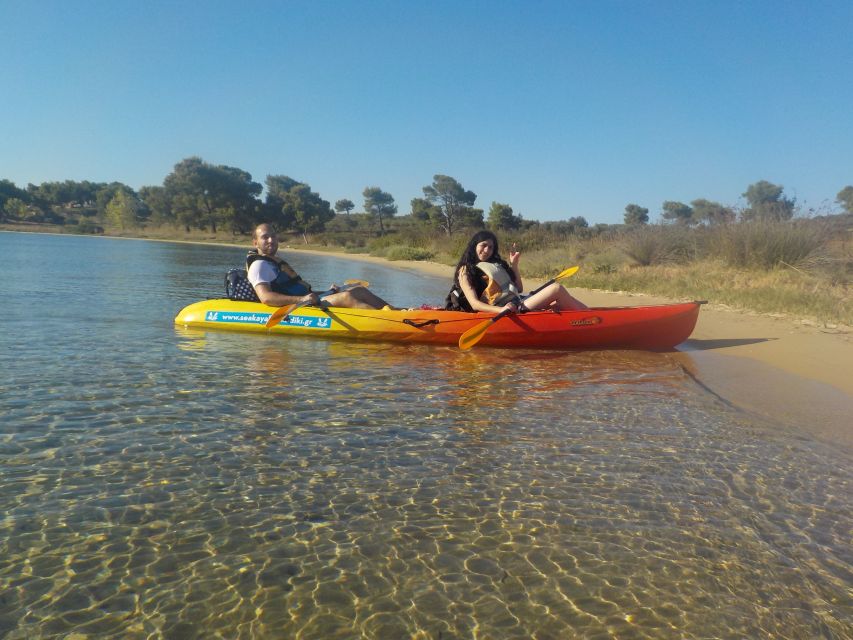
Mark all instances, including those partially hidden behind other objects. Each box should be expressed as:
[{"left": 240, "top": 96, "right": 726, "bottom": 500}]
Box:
[{"left": 681, "top": 337, "right": 774, "bottom": 351}]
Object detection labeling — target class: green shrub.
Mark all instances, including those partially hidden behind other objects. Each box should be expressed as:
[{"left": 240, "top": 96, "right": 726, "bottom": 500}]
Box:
[
  {"left": 815, "top": 257, "right": 852, "bottom": 286},
  {"left": 365, "top": 233, "right": 400, "bottom": 253},
  {"left": 581, "top": 242, "right": 628, "bottom": 275},
  {"left": 592, "top": 263, "right": 617, "bottom": 275},
  {"left": 384, "top": 245, "right": 435, "bottom": 261},
  {"left": 622, "top": 225, "right": 694, "bottom": 266},
  {"left": 320, "top": 232, "right": 368, "bottom": 250},
  {"left": 72, "top": 220, "right": 104, "bottom": 234},
  {"left": 709, "top": 219, "right": 830, "bottom": 270}
]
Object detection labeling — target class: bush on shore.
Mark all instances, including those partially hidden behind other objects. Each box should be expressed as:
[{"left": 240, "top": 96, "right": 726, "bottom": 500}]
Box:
[{"left": 708, "top": 219, "right": 831, "bottom": 270}]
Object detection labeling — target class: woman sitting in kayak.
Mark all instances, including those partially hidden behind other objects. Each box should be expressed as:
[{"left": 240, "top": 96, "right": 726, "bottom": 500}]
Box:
[{"left": 446, "top": 230, "right": 586, "bottom": 314}]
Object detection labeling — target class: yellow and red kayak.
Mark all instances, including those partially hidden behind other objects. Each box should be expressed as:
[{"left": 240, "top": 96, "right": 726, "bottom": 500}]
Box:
[{"left": 175, "top": 299, "right": 701, "bottom": 350}]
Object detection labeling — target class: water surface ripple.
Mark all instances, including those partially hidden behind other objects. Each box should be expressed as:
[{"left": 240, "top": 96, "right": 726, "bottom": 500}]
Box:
[{"left": 0, "top": 233, "right": 850, "bottom": 639}]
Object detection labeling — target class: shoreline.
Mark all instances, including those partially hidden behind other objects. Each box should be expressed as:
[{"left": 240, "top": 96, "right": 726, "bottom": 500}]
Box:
[
  {"left": 285, "top": 246, "right": 853, "bottom": 449},
  {"left": 5, "top": 230, "right": 850, "bottom": 448}
]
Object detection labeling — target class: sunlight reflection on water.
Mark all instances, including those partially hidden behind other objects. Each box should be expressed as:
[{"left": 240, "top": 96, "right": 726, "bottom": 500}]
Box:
[{"left": 0, "top": 233, "right": 850, "bottom": 639}]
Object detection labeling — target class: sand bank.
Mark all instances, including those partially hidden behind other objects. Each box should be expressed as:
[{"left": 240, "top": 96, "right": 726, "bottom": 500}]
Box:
[{"left": 289, "top": 247, "right": 853, "bottom": 449}]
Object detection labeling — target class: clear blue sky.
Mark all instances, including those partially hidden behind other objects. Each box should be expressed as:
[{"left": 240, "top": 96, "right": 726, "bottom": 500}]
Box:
[{"left": 2, "top": 0, "right": 851, "bottom": 225}]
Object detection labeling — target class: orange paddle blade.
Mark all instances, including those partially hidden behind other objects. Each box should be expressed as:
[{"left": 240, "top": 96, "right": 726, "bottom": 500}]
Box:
[
  {"left": 265, "top": 303, "right": 297, "bottom": 328},
  {"left": 458, "top": 318, "right": 494, "bottom": 350},
  {"left": 458, "top": 308, "right": 514, "bottom": 350}
]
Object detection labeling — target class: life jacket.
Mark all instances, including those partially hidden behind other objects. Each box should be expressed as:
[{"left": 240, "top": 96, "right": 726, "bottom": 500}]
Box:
[
  {"left": 246, "top": 251, "right": 312, "bottom": 296},
  {"left": 476, "top": 261, "right": 519, "bottom": 306},
  {"left": 444, "top": 261, "right": 519, "bottom": 311}
]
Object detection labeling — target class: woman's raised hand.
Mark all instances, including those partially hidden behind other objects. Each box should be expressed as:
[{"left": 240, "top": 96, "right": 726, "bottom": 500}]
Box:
[{"left": 509, "top": 242, "right": 521, "bottom": 268}]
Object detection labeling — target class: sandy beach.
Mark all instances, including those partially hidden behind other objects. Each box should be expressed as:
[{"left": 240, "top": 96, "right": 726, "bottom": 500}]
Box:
[{"left": 288, "top": 247, "right": 853, "bottom": 449}]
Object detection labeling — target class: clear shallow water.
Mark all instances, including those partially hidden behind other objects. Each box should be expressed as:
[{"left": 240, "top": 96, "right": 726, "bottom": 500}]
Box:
[{"left": 0, "top": 232, "right": 850, "bottom": 639}]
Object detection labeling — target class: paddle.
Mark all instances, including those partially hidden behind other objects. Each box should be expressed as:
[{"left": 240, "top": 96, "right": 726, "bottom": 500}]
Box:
[
  {"left": 265, "top": 279, "right": 369, "bottom": 328},
  {"left": 457, "top": 266, "right": 579, "bottom": 350}
]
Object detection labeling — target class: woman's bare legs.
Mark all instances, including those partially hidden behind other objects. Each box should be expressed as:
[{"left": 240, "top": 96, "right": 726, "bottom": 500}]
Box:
[{"left": 522, "top": 283, "right": 587, "bottom": 311}]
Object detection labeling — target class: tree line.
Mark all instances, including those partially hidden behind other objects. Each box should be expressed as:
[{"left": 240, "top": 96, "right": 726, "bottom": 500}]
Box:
[
  {"left": 2, "top": 156, "right": 851, "bottom": 237},
  {"left": 622, "top": 180, "right": 851, "bottom": 227}
]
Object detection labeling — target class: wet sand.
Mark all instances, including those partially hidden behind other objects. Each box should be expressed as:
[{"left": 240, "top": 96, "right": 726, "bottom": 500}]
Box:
[{"left": 289, "top": 248, "right": 853, "bottom": 450}]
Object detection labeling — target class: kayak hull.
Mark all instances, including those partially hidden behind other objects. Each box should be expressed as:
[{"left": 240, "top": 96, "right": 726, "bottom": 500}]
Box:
[{"left": 174, "top": 299, "right": 701, "bottom": 350}]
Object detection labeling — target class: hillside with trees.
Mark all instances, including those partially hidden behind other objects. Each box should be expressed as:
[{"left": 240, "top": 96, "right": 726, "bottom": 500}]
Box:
[{"left": 2, "top": 158, "right": 850, "bottom": 324}]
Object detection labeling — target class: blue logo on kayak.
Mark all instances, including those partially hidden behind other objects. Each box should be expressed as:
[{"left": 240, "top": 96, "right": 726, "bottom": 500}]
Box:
[
  {"left": 204, "top": 310, "right": 331, "bottom": 328},
  {"left": 284, "top": 315, "right": 332, "bottom": 328},
  {"left": 205, "top": 310, "right": 269, "bottom": 324}
]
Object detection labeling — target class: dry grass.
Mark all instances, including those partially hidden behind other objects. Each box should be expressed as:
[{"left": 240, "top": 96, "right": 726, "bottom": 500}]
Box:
[{"left": 574, "top": 261, "right": 851, "bottom": 326}]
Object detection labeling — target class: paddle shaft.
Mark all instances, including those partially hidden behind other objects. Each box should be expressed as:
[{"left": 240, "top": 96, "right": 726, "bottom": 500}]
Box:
[
  {"left": 525, "top": 265, "right": 579, "bottom": 298},
  {"left": 265, "top": 280, "right": 367, "bottom": 328},
  {"left": 281, "top": 283, "right": 359, "bottom": 319},
  {"left": 287, "top": 285, "right": 346, "bottom": 313},
  {"left": 526, "top": 277, "right": 556, "bottom": 298}
]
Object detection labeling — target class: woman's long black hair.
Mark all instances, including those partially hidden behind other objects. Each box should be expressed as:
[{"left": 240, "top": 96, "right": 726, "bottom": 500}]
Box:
[{"left": 453, "top": 230, "right": 513, "bottom": 290}]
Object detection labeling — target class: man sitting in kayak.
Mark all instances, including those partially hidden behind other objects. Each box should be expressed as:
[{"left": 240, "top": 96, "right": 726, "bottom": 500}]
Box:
[
  {"left": 248, "top": 223, "right": 393, "bottom": 310},
  {"left": 446, "top": 230, "right": 586, "bottom": 313}
]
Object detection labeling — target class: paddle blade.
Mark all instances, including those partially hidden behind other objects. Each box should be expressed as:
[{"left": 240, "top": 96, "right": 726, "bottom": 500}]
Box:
[
  {"left": 458, "top": 318, "right": 495, "bottom": 350},
  {"left": 265, "top": 303, "right": 297, "bottom": 328},
  {"left": 554, "top": 265, "right": 579, "bottom": 281},
  {"left": 458, "top": 308, "right": 514, "bottom": 350}
]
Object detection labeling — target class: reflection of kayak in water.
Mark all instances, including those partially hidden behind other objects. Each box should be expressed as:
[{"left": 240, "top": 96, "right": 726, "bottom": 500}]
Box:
[{"left": 174, "top": 300, "right": 702, "bottom": 350}]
